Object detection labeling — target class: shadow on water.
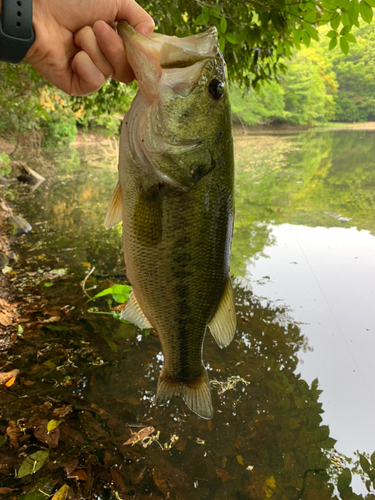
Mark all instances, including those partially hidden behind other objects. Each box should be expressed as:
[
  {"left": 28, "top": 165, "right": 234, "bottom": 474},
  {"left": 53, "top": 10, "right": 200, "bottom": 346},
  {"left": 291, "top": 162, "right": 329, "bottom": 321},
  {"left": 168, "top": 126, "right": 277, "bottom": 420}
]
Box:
[{"left": 1, "top": 130, "right": 375, "bottom": 499}]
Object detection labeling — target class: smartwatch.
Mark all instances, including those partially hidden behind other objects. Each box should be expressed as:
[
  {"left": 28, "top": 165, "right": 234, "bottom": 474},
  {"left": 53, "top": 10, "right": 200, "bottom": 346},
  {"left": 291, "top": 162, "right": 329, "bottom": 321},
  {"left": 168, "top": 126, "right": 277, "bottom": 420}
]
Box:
[{"left": 0, "top": 0, "right": 35, "bottom": 63}]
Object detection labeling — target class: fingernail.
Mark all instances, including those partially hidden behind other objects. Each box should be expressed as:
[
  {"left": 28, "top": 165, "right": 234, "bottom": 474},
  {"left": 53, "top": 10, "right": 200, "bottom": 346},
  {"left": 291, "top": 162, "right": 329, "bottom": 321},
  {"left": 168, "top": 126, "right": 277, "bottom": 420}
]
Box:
[{"left": 93, "top": 21, "right": 110, "bottom": 36}]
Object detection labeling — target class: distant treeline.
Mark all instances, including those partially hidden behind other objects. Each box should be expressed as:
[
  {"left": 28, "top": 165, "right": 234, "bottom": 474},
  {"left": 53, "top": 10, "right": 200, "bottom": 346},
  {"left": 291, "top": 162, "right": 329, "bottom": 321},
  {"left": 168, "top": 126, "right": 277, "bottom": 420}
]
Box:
[{"left": 232, "top": 20, "right": 375, "bottom": 127}]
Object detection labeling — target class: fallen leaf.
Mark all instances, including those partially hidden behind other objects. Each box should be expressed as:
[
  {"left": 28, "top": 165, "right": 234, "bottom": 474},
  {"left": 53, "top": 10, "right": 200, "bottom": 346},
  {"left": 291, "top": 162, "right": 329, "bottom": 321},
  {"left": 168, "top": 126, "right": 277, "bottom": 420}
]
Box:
[
  {"left": 0, "top": 312, "right": 12, "bottom": 327},
  {"left": 0, "top": 369, "right": 19, "bottom": 385},
  {"left": 215, "top": 468, "right": 233, "bottom": 483},
  {"left": 236, "top": 455, "right": 244, "bottom": 466},
  {"left": 47, "top": 419, "right": 62, "bottom": 432},
  {"left": 51, "top": 484, "right": 70, "bottom": 500},
  {"left": 18, "top": 450, "right": 49, "bottom": 478},
  {"left": 34, "top": 420, "right": 60, "bottom": 447},
  {"left": 152, "top": 467, "right": 169, "bottom": 497},
  {"left": 6, "top": 420, "right": 22, "bottom": 448},
  {"left": 62, "top": 458, "right": 79, "bottom": 475},
  {"left": 68, "top": 468, "right": 87, "bottom": 481},
  {"left": 124, "top": 426, "right": 155, "bottom": 445},
  {"left": 0, "top": 488, "right": 15, "bottom": 494},
  {"left": 52, "top": 404, "right": 73, "bottom": 418},
  {"left": 111, "top": 468, "right": 127, "bottom": 494}
]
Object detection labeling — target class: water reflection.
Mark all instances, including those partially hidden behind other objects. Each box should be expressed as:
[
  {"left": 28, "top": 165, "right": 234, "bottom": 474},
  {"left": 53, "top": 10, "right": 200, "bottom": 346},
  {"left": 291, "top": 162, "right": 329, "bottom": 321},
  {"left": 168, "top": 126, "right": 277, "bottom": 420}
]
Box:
[{"left": 5, "top": 129, "right": 375, "bottom": 498}]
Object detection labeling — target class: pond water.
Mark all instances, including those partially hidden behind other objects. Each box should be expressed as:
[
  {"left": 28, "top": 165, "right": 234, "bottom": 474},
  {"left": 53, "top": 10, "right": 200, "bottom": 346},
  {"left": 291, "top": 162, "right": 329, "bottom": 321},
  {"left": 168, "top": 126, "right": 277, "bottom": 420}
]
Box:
[{"left": 3, "top": 129, "right": 375, "bottom": 499}]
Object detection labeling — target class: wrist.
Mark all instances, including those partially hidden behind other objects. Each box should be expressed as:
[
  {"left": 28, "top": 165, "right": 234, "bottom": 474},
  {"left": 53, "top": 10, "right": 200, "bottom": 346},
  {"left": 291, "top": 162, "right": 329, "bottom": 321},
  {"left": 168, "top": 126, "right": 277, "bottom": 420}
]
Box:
[{"left": 0, "top": 0, "right": 35, "bottom": 63}]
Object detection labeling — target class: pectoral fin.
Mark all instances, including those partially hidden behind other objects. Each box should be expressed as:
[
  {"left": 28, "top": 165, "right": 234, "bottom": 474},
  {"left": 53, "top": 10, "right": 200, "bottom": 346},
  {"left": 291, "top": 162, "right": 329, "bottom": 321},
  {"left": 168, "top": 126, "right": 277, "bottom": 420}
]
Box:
[
  {"left": 121, "top": 291, "right": 153, "bottom": 330},
  {"left": 208, "top": 277, "right": 236, "bottom": 348},
  {"left": 104, "top": 181, "right": 122, "bottom": 229},
  {"left": 155, "top": 367, "right": 214, "bottom": 419}
]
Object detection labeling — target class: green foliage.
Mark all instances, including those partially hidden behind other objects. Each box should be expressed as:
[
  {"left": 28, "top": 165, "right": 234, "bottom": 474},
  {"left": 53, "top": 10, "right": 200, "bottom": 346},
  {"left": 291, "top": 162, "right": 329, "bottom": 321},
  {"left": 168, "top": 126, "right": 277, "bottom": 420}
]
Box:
[
  {"left": 283, "top": 50, "right": 336, "bottom": 125},
  {"left": 137, "top": 0, "right": 368, "bottom": 89},
  {"left": 230, "top": 81, "right": 289, "bottom": 126},
  {"left": 322, "top": 20, "right": 375, "bottom": 121},
  {"left": 0, "top": 62, "right": 46, "bottom": 133},
  {"left": 41, "top": 118, "right": 77, "bottom": 147},
  {"left": 0, "top": 152, "right": 11, "bottom": 177},
  {"left": 229, "top": 43, "right": 337, "bottom": 127}
]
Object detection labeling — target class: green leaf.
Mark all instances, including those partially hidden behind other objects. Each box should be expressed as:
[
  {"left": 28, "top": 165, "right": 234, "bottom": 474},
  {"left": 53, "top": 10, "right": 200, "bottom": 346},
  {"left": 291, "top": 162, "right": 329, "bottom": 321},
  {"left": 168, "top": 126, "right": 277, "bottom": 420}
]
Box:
[
  {"left": 326, "top": 30, "right": 338, "bottom": 38},
  {"left": 365, "top": 0, "right": 375, "bottom": 5},
  {"left": 225, "top": 33, "right": 239, "bottom": 44},
  {"left": 329, "top": 36, "right": 338, "bottom": 50},
  {"left": 218, "top": 35, "right": 225, "bottom": 52},
  {"left": 341, "top": 9, "right": 351, "bottom": 25},
  {"left": 360, "top": 1, "right": 373, "bottom": 23},
  {"left": 194, "top": 13, "right": 209, "bottom": 26},
  {"left": 104, "top": 337, "right": 117, "bottom": 352},
  {"left": 339, "top": 36, "right": 350, "bottom": 54},
  {"left": 88, "top": 284, "right": 131, "bottom": 304},
  {"left": 305, "top": 25, "right": 319, "bottom": 41},
  {"left": 348, "top": 0, "right": 360, "bottom": 24},
  {"left": 302, "top": 30, "right": 311, "bottom": 46},
  {"left": 331, "top": 13, "right": 341, "bottom": 29},
  {"left": 360, "top": 454, "right": 372, "bottom": 474},
  {"left": 304, "top": 10, "right": 317, "bottom": 23},
  {"left": 371, "top": 451, "right": 375, "bottom": 468},
  {"left": 220, "top": 17, "right": 227, "bottom": 34},
  {"left": 344, "top": 32, "right": 357, "bottom": 42},
  {"left": 209, "top": 6, "right": 221, "bottom": 18},
  {"left": 340, "top": 25, "right": 351, "bottom": 35},
  {"left": 338, "top": 468, "right": 352, "bottom": 492},
  {"left": 43, "top": 282, "right": 54, "bottom": 287},
  {"left": 18, "top": 450, "right": 49, "bottom": 478},
  {"left": 47, "top": 420, "right": 61, "bottom": 432}
]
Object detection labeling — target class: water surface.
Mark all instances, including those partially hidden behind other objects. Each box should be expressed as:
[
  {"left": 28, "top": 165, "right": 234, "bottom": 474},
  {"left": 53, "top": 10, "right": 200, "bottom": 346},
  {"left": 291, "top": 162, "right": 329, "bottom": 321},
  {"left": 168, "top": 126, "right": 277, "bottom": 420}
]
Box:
[{"left": 3, "top": 129, "right": 375, "bottom": 499}]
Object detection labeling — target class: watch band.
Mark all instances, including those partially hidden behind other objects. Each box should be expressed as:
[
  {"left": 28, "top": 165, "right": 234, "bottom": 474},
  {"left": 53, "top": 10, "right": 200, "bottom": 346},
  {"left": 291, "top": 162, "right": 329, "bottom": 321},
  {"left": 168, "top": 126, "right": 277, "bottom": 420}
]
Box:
[{"left": 0, "top": 0, "right": 35, "bottom": 63}]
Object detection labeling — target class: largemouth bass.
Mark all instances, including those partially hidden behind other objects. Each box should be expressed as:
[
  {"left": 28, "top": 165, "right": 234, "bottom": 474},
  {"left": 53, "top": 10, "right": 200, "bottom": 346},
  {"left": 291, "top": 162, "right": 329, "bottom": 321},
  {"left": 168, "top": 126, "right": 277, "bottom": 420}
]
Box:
[{"left": 105, "top": 23, "right": 236, "bottom": 419}]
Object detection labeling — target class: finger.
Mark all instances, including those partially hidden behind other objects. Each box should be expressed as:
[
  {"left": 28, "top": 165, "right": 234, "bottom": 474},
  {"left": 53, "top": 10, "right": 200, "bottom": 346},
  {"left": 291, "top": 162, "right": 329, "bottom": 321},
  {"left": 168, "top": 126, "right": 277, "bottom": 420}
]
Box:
[
  {"left": 70, "top": 50, "right": 106, "bottom": 96},
  {"left": 74, "top": 26, "right": 114, "bottom": 80},
  {"left": 116, "top": 0, "right": 154, "bottom": 37},
  {"left": 93, "top": 21, "right": 135, "bottom": 83}
]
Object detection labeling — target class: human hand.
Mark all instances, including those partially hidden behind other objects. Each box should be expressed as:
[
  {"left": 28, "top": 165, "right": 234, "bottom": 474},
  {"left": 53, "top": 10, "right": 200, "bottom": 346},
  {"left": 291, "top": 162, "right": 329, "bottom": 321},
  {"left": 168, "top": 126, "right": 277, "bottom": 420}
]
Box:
[{"left": 25, "top": 0, "right": 154, "bottom": 96}]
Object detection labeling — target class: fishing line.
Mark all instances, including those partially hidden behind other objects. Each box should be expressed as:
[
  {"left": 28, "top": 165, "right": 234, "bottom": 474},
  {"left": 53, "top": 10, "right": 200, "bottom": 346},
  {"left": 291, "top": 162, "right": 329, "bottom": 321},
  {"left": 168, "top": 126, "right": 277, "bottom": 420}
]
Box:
[{"left": 289, "top": 224, "right": 375, "bottom": 405}]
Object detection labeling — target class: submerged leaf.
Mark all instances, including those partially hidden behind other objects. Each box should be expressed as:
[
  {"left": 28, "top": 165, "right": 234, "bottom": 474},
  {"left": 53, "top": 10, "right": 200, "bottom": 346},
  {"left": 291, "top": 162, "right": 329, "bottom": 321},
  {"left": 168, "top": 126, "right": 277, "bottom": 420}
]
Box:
[
  {"left": 18, "top": 450, "right": 49, "bottom": 478},
  {"left": 51, "top": 484, "right": 70, "bottom": 500},
  {"left": 88, "top": 284, "right": 131, "bottom": 304}
]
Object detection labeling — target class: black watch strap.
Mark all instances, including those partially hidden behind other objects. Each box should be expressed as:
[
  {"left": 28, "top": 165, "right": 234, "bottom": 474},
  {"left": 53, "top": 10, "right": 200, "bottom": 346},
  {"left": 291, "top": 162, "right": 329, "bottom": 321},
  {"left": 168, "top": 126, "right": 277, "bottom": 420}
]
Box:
[{"left": 0, "top": 0, "right": 35, "bottom": 64}]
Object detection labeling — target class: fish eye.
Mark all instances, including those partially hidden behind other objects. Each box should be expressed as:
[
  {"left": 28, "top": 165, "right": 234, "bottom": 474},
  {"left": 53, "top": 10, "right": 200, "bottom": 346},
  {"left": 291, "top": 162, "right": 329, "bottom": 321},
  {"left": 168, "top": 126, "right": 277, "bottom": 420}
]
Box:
[{"left": 208, "top": 79, "right": 224, "bottom": 99}]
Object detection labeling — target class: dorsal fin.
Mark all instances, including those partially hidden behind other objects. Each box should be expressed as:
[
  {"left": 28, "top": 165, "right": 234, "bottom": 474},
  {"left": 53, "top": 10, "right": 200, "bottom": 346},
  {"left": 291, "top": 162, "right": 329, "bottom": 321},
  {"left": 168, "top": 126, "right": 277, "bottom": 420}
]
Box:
[
  {"left": 104, "top": 181, "right": 122, "bottom": 229},
  {"left": 121, "top": 291, "right": 153, "bottom": 330},
  {"left": 208, "top": 277, "right": 236, "bottom": 348}
]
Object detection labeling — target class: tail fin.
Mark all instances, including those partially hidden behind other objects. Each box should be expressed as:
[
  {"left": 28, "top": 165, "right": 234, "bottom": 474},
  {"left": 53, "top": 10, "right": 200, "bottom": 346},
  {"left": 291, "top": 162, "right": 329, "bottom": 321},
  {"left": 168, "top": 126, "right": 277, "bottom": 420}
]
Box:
[{"left": 155, "top": 367, "right": 213, "bottom": 419}]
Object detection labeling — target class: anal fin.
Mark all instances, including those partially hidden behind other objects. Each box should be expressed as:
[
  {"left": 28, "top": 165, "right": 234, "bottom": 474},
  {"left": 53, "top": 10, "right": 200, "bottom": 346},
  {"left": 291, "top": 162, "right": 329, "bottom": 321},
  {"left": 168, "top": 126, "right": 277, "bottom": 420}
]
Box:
[
  {"left": 104, "top": 181, "right": 122, "bottom": 229},
  {"left": 208, "top": 277, "right": 236, "bottom": 348},
  {"left": 121, "top": 291, "right": 153, "bottom": 330},
  {"left": 155, "top": 367, "right": 213, "bottom": 419}
]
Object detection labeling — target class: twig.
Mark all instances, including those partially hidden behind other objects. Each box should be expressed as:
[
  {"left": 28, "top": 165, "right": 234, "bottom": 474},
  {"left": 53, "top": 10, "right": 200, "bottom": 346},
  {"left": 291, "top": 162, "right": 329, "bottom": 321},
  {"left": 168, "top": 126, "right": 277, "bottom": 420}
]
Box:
[{"left": 81, "top": 266, "right": 96, "bottom": 299}]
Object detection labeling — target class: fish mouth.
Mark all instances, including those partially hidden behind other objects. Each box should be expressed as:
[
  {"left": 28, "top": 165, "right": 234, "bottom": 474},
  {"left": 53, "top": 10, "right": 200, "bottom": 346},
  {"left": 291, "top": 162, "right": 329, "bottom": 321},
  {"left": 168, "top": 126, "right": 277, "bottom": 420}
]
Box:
[{"left": 117, "top": 22, "right": 219, "bottom": 101}]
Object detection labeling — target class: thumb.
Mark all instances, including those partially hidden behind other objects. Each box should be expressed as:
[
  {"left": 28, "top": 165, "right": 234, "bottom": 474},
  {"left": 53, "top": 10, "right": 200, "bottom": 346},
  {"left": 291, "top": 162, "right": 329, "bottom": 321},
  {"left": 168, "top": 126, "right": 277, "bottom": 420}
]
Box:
[{"left": 116, "top": 0, "right": 154, "bottom": 37}]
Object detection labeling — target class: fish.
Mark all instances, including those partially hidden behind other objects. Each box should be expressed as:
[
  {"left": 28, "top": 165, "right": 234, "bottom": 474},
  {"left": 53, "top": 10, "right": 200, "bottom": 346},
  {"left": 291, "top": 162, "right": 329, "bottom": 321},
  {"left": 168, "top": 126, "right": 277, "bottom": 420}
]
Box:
[{"left": 104, "top": 22, "right": 236, "bottom": 419}]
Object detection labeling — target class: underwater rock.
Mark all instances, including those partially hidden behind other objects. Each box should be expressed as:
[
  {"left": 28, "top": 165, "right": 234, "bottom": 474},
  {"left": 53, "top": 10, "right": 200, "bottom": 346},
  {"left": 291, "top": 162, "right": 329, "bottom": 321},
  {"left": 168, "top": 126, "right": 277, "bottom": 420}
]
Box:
[{"left": 7, "top": 215, "right": 32, "bottom": 236}]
